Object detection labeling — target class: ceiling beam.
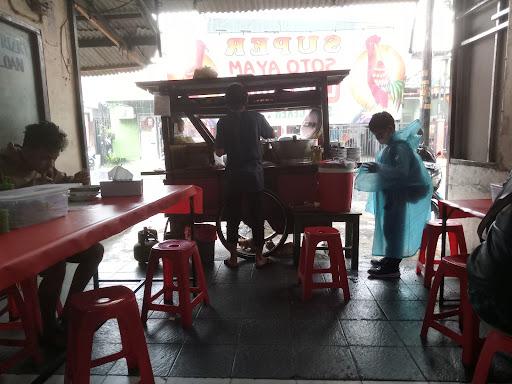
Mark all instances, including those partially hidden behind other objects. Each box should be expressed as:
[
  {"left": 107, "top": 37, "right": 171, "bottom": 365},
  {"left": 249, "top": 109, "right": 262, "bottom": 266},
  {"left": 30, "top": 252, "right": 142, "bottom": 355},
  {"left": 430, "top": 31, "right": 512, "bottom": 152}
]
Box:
[
  {"left": 81, "top": 63, "right": 142, "bottom": 73},
  {"left": 76, "top": 13, "right": 143, "bottom": 21},
  {"left": 135, "top": 0, "right": 161, "bottom": 56},
  {"left": 78, "top": 36, "right": 156, "bottom": 48},
  {"left": 74, "top": 1, "right": 149, "bottom": 66}
]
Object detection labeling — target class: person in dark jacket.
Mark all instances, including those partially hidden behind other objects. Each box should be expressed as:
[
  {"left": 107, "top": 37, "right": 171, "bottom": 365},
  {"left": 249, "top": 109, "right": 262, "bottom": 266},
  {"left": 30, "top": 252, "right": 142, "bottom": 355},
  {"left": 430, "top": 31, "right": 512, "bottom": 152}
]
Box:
[
  {"left": 467, "top": 174, "right": 512, "bottom": 334},
  {"left": 215, "top": 83, "right": 275, "bottom": 269}
]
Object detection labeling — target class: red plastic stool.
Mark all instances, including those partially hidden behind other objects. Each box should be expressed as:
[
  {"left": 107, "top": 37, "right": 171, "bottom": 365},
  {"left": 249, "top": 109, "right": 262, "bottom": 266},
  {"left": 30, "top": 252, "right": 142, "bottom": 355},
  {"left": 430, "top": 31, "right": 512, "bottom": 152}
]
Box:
[
  {"left": 298, "top": 226, "right": 350, "bottom": 302},
  {"left": 65, "top": 285, "right": 154, "bottom": 383},
  {"left": 416, "top": 220, "right": 467, "bottom": 288},
  {"left": 141, "top": 240, "right": 209, "bottom": 328},
  {"left": 472, "top": 329, "right": 512, "bottom": 384},
  {"left": 421, "top": 255, "right": 480, "bottom": 366},
  {"left": 0, "top": 285, "right": 41, "bottom": 373}
]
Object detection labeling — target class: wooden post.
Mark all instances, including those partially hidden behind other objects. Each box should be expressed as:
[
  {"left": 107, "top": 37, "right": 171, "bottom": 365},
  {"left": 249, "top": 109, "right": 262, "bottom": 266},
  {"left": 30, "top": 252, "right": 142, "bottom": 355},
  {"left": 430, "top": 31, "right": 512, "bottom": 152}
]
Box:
[
  {"left": 420, "top": 0, "right": 435, "bottom": 145},
  {"left": 320, "top": 78, "right": 330, "bottom": 159}
]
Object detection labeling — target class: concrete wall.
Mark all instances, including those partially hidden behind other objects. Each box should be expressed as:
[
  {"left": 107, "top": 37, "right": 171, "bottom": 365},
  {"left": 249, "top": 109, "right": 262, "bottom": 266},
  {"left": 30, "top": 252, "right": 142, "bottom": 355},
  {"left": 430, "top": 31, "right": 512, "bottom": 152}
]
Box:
[
  {"left": 0, "top": 0, "right": 82, "bottom": 174},
  {"left": 496, "top": 21, "right": 512, "bottom": 170}
]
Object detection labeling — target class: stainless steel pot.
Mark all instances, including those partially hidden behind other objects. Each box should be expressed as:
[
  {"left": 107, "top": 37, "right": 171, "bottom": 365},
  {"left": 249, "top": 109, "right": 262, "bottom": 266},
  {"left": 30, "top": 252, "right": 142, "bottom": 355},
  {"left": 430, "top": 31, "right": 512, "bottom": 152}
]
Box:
[{"left": 269, "top": 137, "right": 316, "bottom": 164}]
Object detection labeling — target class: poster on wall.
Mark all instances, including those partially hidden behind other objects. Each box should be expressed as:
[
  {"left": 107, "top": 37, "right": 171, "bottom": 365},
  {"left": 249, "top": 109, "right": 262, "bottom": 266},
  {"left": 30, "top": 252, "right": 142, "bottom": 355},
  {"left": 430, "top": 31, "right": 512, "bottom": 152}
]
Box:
[{"left": 0, "top": 16, "right": 48, "bottom": 147}]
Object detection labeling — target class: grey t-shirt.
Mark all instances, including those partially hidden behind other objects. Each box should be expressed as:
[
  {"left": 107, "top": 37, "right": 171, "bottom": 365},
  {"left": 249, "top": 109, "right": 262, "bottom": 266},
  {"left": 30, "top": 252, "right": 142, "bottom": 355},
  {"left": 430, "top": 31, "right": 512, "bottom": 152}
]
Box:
[{"left": 215, "top": 110, "right": 274, "bottom": 191}]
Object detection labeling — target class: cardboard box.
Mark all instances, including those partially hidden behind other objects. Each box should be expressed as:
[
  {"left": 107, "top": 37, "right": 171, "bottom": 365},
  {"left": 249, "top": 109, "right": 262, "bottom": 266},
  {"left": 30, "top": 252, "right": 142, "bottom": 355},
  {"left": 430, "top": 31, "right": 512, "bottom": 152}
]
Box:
[{"left": 100, "top": 180, "right": 143, "bottom": 197}]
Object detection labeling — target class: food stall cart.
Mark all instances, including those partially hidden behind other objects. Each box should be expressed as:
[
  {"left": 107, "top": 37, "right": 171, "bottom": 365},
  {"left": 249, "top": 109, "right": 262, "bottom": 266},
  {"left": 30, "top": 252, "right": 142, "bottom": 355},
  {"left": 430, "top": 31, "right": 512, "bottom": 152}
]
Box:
[{"left": 137, "top": 70, "right": 351, "bottom": 260}]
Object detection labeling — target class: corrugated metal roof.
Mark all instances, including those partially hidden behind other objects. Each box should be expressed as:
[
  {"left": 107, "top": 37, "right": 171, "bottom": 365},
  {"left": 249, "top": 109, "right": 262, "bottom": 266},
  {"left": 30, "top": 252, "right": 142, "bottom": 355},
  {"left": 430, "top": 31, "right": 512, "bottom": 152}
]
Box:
[
  {"left": 75, "top": 0, "right": 159, "bottom": 76},
  {"left": 77, "top": 0, "right": 416, "bottom": 75},
  {"left": 159, "top": 0, "right": 417, "bottom": 13}
]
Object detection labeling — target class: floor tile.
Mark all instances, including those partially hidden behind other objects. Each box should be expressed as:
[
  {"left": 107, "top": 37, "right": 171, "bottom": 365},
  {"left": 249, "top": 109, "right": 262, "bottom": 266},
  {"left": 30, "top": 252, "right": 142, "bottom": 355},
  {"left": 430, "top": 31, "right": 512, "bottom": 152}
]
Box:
[
  {"left": 183, "top": 318, "right": 241, "bottom": 345},
  {"left": 390, "top": 320, "right": 458, "bottom": 347},
  {"left": 337, "top": 300, "right": 386, "bottom": 320},
  {"left": 108, "top": 343, "right": 180, "bottom": 376},
  {"left": 296, "top": 380, "right": 361, "bottom": 384},
  {"left": 239, "top": 318, "right": 293, "bottom": 345},
  {"left": 407, "top": 346, "right": 470, "bottom": 382},
  {"left": 242, "top": 287, "right": 291, "bottom": 319},
  {"left": 44, "top": 376, "right": 65, "bottom": 384},
  {"left": 347, "top": 280, "right": 374, "bottom": 300},
  {"left": 94, "top": 319, "right": 122, "bottom": 343},
  {"left": 232, "top": 344, "right": 295, "bottom": 379},
  {"left": 291, "top": 318, "right": 347, "bottom": 347},
  {"left": 0, "top": 375, "right": 38, "bottom": 383},
  {"left": 350, "top": 346, "right": 425, "bottom": 381},
  {"left": 196, "top": 284, "right": 245, "bottom": 319},
  {"left": 399, "top": 270, "right": 427, "bottom": 285},
  {"left": 103, "top": 377, "right": 166, "bottom": 384},
  {"left": 362, "top": 381, "right": 428, "bottom": 384},
  {"left": 232, "top": 380, "right": 296, "bottom": 384},
  {"left": 377, "top": 300, "right": 428, "bottom": 320},
  {"left": 248, "top": 262, "right": 296, "bottom": 286},
  {"left": 90, "top": 343, "right": 122, "bottom": 375},
  {"left": 405, "top": 284, "right": 431, "bottom": 300},
  {"left": 289, "top": 299, "right": 338, "bottom": 320},
  {"left": 294, "top": 345, "right": 359, "bottom": 380},
  {"left": 144, "top": 318, "right": 186, "bottom": 344},
  {"left": 166, "top": 379, "right": 231, "bottom": 384},
  {"left": 488, "top": 351, "right": 512, "bottom": 383},
  {"left": 341, "top": 320, "right": 402, "bottom": 346},
  {"left": 213, "top": 262, "right": 254, "bottom": 284},
  {"left": 365, "top": 280, "right": 418, "bottom": 301},
  {"left": 44, "top": 376, "right": 105, "bottom": 384},
  {"left": 169, "top": 344, "right": 236, "bottom": 377}
]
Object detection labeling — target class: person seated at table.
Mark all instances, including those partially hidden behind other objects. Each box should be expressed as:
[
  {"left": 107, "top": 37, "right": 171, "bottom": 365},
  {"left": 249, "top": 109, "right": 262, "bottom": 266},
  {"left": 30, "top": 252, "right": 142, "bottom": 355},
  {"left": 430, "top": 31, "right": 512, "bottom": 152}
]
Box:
[
  {"left": 0, "top": 121, "right": 103, "bottom": 348},
  {"left": 467, "top": 174, "right": 512, "bottom": 334},
  {"left": 355, "top": 112, "right": 432, "bottom": 278}
]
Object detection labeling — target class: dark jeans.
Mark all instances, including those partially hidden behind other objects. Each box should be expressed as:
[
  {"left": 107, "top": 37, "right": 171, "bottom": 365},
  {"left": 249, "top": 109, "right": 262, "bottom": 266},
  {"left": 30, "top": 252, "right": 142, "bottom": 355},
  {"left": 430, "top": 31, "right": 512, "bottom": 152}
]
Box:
[
  {"left": 383, "top": 191, "right": 406, "bottom": 261},
  {"left": 39, "top": 243, "right": 103, "bottom": 332},
  {"left": 225, "top": 188, "right": 264, "bottom": 248}
]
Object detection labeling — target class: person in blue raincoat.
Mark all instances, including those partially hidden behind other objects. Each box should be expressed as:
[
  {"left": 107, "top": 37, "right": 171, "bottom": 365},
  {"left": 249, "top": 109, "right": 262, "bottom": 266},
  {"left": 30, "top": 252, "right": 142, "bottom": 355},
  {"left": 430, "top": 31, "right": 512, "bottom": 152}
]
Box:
[{"left": 355, "top": 112, "right": 432, "bottom": 278}]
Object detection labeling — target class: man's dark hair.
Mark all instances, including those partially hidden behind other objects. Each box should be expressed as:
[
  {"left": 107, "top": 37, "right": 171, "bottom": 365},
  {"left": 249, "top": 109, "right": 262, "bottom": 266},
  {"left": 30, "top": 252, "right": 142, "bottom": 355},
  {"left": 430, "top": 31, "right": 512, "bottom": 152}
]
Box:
[
  {"left": 23, "top": 121, "right": 68, "bottom": 152},
  {"left": 225, "top": 83, "right": 248, "bottom": 110},
  {"left": 369, "top": 111, "right": 395, "bottom": 132}
]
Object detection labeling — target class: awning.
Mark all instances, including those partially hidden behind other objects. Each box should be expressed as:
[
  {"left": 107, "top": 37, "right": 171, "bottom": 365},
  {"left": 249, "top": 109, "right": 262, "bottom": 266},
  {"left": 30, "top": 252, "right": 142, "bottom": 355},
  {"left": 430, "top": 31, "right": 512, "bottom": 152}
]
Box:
[
  {"left": 159, "top": 0, "right": 417, "bottom": 13},
  {"left": 74, "top": 0, "right": 160, "bottom": 76}
]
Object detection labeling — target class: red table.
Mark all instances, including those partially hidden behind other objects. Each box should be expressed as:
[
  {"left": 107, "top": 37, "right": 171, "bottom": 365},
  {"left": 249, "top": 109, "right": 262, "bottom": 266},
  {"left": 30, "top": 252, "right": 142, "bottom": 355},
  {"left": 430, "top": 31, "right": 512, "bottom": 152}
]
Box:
[
  {"left": 0, "top": 183, "right": 202, "bottom": 292},
  {"left": 438, "top": 199, "right": 492, "bottom": 220},
  {"left": 437, "top": 199, "right": 492, "bottom": 305},
  {"left": 0, "top": 182, "right": 201, "bottom": 379}
]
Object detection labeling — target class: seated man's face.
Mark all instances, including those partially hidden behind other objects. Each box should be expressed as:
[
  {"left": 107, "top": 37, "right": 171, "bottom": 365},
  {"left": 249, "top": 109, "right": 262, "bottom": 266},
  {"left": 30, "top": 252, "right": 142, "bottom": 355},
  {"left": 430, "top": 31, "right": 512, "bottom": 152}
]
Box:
[{"left": 24, "top": 147, "right": 60, "bottom": 174}]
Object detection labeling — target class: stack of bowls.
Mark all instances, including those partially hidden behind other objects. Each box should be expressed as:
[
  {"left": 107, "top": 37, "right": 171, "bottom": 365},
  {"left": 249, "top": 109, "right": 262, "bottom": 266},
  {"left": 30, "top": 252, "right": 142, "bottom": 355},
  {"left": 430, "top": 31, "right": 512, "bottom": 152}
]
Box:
[{"left": 346, "top": 147, "right": 361, "bottom": 162}]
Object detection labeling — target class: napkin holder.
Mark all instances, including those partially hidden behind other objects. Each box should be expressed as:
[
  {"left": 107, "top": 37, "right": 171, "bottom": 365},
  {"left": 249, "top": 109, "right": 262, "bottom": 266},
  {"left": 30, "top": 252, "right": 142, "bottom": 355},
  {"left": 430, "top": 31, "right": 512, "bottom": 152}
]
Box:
[{"left": 100, "top": 180, "right": 143, "bottom": 197}]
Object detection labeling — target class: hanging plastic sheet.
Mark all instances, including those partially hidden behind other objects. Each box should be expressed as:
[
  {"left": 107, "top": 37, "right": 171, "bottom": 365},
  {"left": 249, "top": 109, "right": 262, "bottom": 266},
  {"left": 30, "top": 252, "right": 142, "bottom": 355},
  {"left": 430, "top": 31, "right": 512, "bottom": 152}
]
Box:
[{"left": 355, "top": 120, "right": 432, "bottom": 259}]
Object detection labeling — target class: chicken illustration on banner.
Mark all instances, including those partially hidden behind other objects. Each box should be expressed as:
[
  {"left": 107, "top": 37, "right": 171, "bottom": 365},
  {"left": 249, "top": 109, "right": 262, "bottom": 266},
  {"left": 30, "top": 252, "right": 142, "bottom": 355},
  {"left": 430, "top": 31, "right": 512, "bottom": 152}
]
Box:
[{"left": 350, "top": 35, "right": 405, "bottom": 114}]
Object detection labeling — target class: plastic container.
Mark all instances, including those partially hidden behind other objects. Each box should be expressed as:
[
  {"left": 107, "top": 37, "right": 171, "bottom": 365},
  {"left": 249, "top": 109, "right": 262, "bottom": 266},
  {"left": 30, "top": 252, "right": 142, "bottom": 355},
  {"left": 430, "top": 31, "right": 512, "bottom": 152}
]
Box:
[
  {"left": 318, "top": 161, "right": 354, "bottom": 212},
  {"left": 193, "top": 223, "right": 217, "bottom": 264},
  {"left": 0, "top": 184, "right": 78, "bottom": 228}
]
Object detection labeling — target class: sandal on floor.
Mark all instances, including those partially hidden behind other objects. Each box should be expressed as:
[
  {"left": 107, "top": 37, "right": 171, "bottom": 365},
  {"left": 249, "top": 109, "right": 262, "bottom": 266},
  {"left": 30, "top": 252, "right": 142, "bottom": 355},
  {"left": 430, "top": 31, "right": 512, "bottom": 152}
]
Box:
[{"left": 223, "top": 259, "right": 239, "bottom": 269}]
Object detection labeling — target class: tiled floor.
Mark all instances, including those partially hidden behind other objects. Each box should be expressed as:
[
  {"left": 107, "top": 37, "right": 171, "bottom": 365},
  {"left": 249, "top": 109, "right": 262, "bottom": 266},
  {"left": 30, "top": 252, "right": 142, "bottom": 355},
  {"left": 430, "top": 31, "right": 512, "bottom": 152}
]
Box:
[{"left": 2, "top": 205, "right": 512, "bottom": 383}]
